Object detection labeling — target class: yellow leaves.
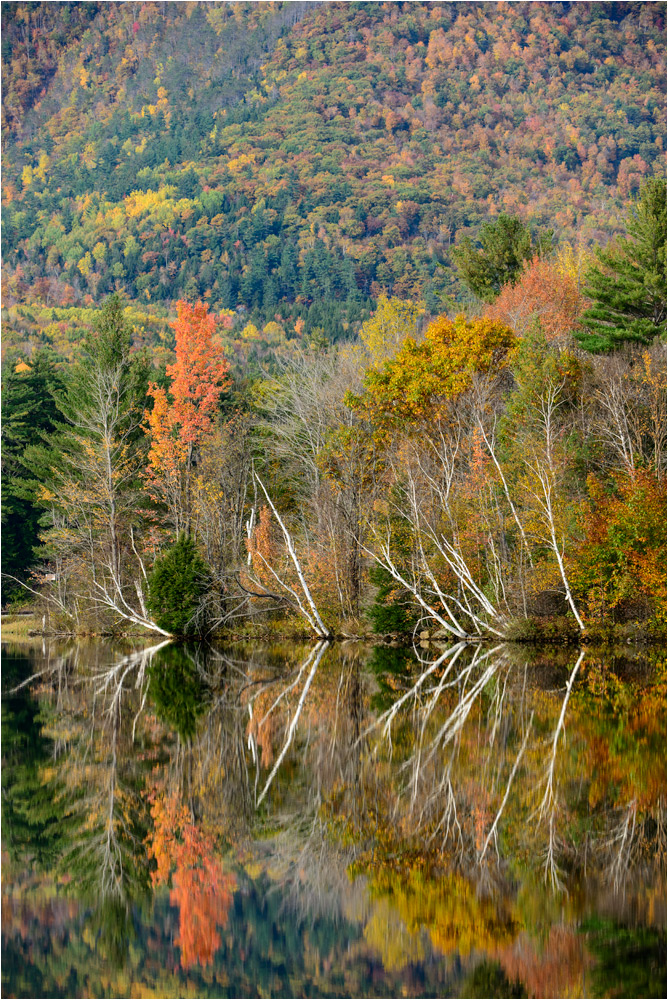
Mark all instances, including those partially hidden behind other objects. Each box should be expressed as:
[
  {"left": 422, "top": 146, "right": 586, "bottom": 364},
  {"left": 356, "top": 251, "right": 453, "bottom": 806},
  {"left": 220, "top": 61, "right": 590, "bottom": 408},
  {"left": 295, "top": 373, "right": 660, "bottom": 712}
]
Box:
[
  {"left": 124, "top": 188, "right": 163, "bottom": 218},
  {"left": 77, "top": 252, "right": 93, "bottom": 276},
  {"left": 35, "top": 151, "right": 50, "bottom": 182},
  {"left": 381, "top": 174, "right": 395, "bottom": 187},
  {"left": 359, "top": 295, "right": 424, "bottom": 370},
  {"left": 79, "top": 66, "right": 89, "bottom": 89},
  {"left": 554, "top": 240, "right": 595, "bottom": 283},
  {"left": 363, "top": 900, "right": 425, "bottom": 971},
  {"left": 227, "top": 152, "right": 256, "bottom": 175},
  {"left": 21, "top": 164, "right": 33, "bottom": 189},
  {"left": 240, "top": 322, "right": 260, "bottom": 341},
  {"left": 350, "top": 314, "right": 517, "bottom": 429}
]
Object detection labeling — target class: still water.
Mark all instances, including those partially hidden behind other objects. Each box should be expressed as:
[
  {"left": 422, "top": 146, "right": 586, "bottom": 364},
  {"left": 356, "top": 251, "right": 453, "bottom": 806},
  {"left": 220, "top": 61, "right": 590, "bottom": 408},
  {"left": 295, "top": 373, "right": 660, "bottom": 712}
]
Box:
[{"left": 2, "top": 637, "right": 665, "bottom": 998}]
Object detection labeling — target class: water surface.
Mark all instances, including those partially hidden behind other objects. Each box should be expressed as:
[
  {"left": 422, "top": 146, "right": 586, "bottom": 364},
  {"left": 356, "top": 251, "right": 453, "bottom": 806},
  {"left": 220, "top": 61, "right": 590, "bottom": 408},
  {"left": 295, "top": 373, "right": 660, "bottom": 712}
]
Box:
[{"left": 2, "top": 637, "right": 665, "bottom": 998}]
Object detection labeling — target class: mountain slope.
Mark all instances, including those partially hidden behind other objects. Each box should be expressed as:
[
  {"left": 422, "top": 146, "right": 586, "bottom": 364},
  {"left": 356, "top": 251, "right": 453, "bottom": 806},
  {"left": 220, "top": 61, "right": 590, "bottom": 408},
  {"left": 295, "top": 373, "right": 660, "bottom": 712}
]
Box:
[{"left": 2, "top": 1, "right": 665, "bottom": 341}]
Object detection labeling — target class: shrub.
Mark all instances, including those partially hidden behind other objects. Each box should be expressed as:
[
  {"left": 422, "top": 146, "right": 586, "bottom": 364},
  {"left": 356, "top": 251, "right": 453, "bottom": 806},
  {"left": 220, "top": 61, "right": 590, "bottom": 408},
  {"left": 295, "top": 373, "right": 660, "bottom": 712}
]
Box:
[{"left": 147, "top": 535, "right": 212, "bottom": 636}]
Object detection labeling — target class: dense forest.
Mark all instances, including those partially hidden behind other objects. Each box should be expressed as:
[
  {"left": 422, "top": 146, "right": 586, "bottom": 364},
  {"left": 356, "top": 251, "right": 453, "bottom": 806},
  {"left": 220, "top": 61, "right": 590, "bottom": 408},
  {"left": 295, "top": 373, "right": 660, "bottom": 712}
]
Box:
[
  {"left": 1, "top": 1, "right": 666, "bottom": 642},
  {"left": 2, "top": 1, "right": 666, "bottom": 346}
]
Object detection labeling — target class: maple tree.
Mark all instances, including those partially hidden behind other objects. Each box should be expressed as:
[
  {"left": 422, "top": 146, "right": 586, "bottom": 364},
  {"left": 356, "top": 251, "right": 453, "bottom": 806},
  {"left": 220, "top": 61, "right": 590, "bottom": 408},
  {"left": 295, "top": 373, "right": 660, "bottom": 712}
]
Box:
[
  {"left": 347, "top": 314, "right": 517, "bottom": 428},
  {"left": 485, "top": 255, "right": 586, "bottom": 342},
  {"left": 572, "top": 469, "right": 667, "bottom": 625},
  {"left": 145, "top": 300, "right": 230, "bottom": 533}
]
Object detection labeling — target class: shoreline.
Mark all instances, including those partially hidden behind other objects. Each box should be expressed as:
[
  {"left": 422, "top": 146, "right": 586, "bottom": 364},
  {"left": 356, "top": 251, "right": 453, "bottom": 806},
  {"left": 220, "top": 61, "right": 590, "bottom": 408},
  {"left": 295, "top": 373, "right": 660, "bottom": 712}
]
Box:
[{"left": 2, "top": 612, "right": 664, "bottom": 648}]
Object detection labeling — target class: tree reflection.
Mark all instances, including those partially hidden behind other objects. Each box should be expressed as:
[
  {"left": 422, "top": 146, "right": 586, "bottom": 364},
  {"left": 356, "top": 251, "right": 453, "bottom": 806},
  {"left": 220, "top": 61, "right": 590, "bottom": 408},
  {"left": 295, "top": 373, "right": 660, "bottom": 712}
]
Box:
[{"left": 2, "top": 636, "right": 664, "bottom": 992}]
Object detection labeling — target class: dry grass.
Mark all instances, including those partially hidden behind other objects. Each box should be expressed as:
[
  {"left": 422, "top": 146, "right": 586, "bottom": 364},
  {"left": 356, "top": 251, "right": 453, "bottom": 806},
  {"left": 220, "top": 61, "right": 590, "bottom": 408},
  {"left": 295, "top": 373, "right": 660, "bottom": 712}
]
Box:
[{"left": 1, "top": 614, "right": 42, "bottom": 641}]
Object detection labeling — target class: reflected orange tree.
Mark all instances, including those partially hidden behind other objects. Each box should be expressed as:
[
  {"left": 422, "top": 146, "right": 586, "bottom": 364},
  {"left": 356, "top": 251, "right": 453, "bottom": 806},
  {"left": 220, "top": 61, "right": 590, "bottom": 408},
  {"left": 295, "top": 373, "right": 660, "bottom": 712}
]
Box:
[{"left": 148, "top": 792, "right": 236, "bottom": 969}]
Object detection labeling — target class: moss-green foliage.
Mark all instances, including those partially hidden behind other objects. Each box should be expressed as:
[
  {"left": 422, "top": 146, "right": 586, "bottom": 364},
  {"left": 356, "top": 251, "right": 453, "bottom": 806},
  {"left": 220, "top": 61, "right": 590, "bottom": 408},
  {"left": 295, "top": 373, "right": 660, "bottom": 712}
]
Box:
[
  {"left": 147, "top": 535, "right": 212, "bottom": 636},
  {"left": 1, "top": 349, "right": 63, "bottom": 600},
  {"left": 582, "top": 919, "right": 667, "bottom": 1000},
  {"left": 452, "top": 214, "right": 552, "bottom": 302},
  {"left": 367, "top": 563, "right": 420, "bottom": 636},
  {"left": 460, "top": 961, "right": 527, "bottom": 999}
]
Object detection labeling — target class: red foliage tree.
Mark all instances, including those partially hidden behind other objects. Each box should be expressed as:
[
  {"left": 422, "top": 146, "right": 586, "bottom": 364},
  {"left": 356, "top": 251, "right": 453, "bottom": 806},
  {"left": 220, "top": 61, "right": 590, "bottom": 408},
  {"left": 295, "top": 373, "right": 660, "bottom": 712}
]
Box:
[
  {"left": 148, "top": 793, "right": 236, "bottom": 969},
  {"left": 485, "top": 257, "right": 586, "bottom": 342},
  {"left": 145, "top": 300, "right": 230, "bottom": 532}
]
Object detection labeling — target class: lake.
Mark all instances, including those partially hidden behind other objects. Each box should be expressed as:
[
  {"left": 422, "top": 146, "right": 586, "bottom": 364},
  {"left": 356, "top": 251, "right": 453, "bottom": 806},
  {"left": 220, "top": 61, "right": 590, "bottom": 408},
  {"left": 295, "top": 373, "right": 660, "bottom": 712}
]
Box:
[{"left": 2, "top": 637, "right": 665, "bottom": 998}]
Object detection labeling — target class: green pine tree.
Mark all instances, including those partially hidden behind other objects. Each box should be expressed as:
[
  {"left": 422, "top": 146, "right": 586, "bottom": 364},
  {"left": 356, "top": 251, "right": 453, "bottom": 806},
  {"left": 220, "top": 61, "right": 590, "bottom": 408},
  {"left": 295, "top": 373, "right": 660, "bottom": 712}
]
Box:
[
  {"left": 21, "top": 295, "right": 150, "bottom": 608},
  {"left": 147, "top": 534, "right": 212, "bottom": 636},
  {"left": 579, "top": 177, "right": 667, "bottom": 351},
  {"left": 1, "top": 350, "right": 63, "bottom": 602},
  {"left": 452, "top": 214, "right": 553, "bottom": 303}
]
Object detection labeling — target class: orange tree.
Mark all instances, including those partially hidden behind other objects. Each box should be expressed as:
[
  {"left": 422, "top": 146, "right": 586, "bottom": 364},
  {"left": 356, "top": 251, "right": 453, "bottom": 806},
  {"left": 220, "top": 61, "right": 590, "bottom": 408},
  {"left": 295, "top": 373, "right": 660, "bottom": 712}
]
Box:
[{"left": 145, "top": 300, "right": 230, "bottom": 534}]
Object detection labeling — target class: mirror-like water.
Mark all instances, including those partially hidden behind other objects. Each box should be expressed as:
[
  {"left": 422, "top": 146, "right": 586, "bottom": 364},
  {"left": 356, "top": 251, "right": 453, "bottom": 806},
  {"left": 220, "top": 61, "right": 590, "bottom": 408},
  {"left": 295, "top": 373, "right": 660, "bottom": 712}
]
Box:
[{"left": 2, "top": 638, "right": 665, "bottom": 998}]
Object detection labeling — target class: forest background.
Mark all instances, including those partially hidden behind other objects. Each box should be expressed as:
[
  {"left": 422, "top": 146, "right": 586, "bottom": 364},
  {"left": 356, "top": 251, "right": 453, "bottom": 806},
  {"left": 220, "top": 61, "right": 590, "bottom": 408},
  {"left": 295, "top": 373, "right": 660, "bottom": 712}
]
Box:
[{"left": 1, "top": 0, "right": 666, "bottom": 642}]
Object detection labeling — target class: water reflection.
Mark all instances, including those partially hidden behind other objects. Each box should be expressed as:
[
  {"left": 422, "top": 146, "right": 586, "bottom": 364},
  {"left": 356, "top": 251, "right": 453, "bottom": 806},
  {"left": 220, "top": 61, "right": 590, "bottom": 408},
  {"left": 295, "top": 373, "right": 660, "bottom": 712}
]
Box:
[{"left": 2, "top": 637, "right": 665, "bottom": 998}]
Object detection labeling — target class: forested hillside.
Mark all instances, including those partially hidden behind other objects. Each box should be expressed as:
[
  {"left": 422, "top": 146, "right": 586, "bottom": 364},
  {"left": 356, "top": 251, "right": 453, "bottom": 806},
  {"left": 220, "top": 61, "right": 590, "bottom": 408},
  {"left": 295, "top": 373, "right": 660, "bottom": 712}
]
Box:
[{"left": 2, "top": 1, "right": 666, "bottom": 349}]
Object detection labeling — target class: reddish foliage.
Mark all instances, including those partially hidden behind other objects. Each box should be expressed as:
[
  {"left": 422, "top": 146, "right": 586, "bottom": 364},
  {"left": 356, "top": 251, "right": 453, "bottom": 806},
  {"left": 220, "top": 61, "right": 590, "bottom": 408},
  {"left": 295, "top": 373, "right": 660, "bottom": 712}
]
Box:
[
  {"left": 148, "top": 793, "right": 236, "bottom": 969},
  {"left": 485, "top": 257, "right": 586, "bottom": 342},
  {"left": 145, "top": 300, "right": 230, "bottom": 495}
]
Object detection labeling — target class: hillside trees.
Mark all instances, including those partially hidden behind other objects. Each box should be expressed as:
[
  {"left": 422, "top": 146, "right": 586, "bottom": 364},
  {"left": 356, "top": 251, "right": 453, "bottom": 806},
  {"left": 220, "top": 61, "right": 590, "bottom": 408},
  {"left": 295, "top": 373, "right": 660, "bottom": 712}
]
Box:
[
  {"left": 2, "top": 3, "right": 665, "bottom": 326},
  {"left": 452, "top": 215, "right": 554, "bottom": 303},
  {"left": 485, "top": 256, "right": 586, "bottom": 342}
]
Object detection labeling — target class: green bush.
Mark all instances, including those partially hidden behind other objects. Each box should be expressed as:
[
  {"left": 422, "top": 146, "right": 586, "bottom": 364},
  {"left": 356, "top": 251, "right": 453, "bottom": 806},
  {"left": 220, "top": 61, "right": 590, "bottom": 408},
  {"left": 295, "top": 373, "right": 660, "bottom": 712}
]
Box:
[
  {"left": 147, "top": 535, "right": 212, "bottom": 636},
  {"left": 367, "top": 563, "right": 419, "bottom": 635}
]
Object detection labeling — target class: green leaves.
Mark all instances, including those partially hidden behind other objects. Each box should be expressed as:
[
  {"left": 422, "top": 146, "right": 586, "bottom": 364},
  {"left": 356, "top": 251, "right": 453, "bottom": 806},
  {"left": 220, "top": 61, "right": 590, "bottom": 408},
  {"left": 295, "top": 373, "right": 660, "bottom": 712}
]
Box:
[
  {"left": 147, "top": 534, "right": 212, "bottom": 637},
  {"left": 579, "top": 178, "right": 667, "bottom": 352},
  {"left": 452, "top": 215, "right": 553, "bottom": 304}
]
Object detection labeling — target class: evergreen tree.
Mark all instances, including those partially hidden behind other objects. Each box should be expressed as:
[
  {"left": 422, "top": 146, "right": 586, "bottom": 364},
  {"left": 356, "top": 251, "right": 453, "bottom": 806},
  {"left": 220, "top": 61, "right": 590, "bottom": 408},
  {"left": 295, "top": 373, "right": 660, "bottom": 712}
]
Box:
[
  {"left": 1, "top": 350, "right": 63, "bottom": 601},
  {"left": 21, "top": 295, "right": 150, "bottom": 617},
  {"left": 367, "top": 563, "right": 419, "bottom": 635},
  {"left": 579, "top": 177, "right": 667, "bottom": 351},
  {"left": 452, "top": 214, "right": 553, "bottom": 302},
  {"left": 147, "top": 535, "right": 212, "bottom": 636}
]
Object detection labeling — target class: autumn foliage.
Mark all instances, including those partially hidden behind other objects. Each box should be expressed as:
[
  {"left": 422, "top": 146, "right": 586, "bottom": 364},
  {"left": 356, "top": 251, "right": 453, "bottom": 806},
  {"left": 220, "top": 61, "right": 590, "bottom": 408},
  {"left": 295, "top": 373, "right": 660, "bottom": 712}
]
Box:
[
  {"left": 147, "top": 300, "right": 230, "bottom": 461},
  {"left": 348, "top": 314, "right": 517, "bottom": 426},
  {"left": 572, "top": 470, "right": 667, "bottom": 624},
  {"left": 148, "top": 793, "right": 236, "bottom": 969},
  {"left": 145, "top": 300, "right": 230, "bottom": 528},
  {"left": 485, "top": 256, "right": 587, "bottom": 342}
]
